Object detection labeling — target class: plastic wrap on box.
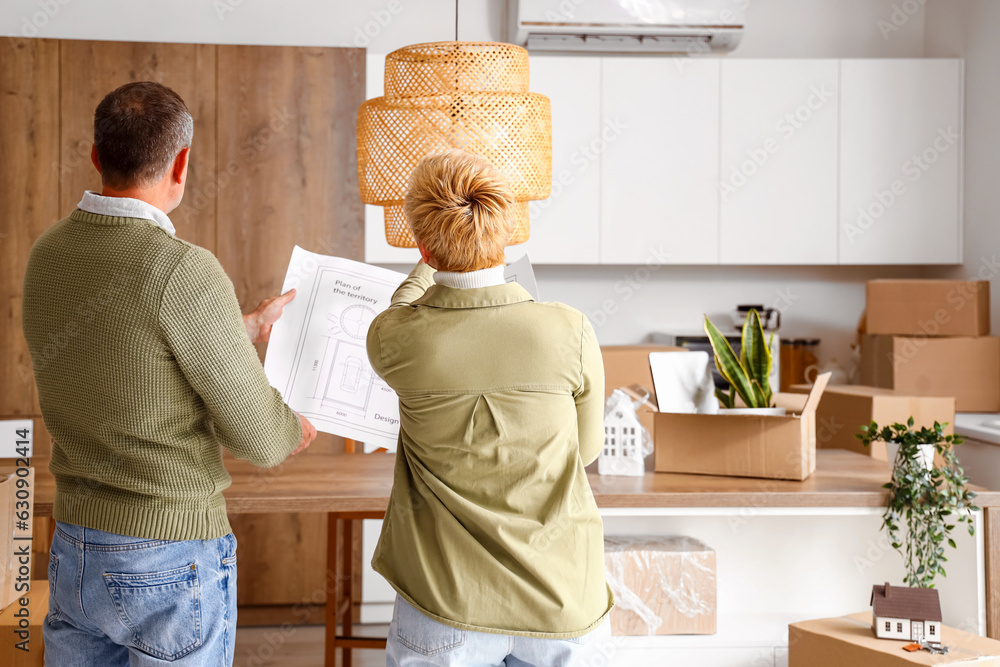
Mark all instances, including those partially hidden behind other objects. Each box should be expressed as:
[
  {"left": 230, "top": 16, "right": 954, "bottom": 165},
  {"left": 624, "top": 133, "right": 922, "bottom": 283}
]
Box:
[{"left": 604, "top": 535, "right": 717, "bottom": 636}]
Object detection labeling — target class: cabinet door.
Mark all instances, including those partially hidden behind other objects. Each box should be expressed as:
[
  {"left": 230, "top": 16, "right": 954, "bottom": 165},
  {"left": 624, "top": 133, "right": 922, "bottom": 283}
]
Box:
[
  {"left": 839, "top": 59, "right": 963, "bottom": 264},
  {"left": 720, "top": 60, "right": 839, "bottom": 264},
  {"left": 600, "top": 58, "right": 720, "bottom": 265},
  {"left": 519, "top": 56, "right": 601, "bottom": 264}
]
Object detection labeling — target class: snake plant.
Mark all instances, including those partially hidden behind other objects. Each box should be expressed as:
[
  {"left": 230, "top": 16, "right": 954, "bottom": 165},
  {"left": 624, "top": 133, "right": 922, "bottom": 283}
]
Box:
[{"left": 704, "top": 309, "right": 775, "bottom": 409}]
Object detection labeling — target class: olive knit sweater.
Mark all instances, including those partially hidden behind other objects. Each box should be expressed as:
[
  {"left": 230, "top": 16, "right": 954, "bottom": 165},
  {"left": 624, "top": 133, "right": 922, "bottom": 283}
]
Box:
[{"left": 22, "top": 209, "right": 301, "bottom": 541}]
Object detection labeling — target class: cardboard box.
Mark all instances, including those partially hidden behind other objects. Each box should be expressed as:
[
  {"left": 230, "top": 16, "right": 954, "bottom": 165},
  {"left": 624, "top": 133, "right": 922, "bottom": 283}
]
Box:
[
  {"left": 860, "top": 334, "right": 1000, "bottom": 413},
  {"left": 0, "top": 467, "right": 33, "bottom": 612},
  {"left": 604, "top": 536, "right": 716, "bottom": 636},
  {"left": 789, "top": 612, "right": 1000, "bottom": 666},
  {"left": 0, "top": 581, "right": 46, "bottom": 666},
  {"left": 653, "top": 375, "right": 829, "bottom": 481},
  {"left": 788, "top": 384, "right": 955, "bottom": 461},
  {"left": 867, "top": 280, "right": 990, "bottom": 337},
  {"left": 602, "top": 345, "right": 686, "bottom": 437}
]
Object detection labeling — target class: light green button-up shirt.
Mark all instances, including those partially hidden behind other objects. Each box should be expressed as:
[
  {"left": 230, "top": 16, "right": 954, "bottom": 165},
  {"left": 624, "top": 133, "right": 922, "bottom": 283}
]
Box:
[{"left": 366, "top": 262, "right": 614, "bottom": 638}]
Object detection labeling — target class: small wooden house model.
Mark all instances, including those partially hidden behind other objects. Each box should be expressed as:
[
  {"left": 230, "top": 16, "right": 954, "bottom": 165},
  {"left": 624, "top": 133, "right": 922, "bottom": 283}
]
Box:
[{"left": 870, "top": 582, "right": 942, "bottom": 645}]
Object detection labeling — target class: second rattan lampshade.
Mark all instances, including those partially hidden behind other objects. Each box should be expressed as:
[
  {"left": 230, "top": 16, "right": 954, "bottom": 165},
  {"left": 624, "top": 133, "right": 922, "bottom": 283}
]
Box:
[{"left": 357, "top": 41, "right": 552, "bottom": 248}]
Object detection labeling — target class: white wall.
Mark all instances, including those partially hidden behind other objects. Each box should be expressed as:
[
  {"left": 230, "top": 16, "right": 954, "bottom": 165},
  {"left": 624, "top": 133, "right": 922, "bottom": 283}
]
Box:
[
  {"left": 2, "top": 0, "right": 974, "bottom": 369},
  {"left": 1, "top": 0, "right": 459, "bottom": 49},
  {"left": 925, "top": 0, "right": 1000, "bottom": 335},
  {"left": 736, "top": 0, "right": 926, "bottom": 58}
]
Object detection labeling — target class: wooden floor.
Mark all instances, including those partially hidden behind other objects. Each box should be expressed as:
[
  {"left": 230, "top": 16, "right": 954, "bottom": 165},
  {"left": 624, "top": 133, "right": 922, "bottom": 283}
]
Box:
[{"left": 234, "top": 625, "right": 388, "bottom": 667}]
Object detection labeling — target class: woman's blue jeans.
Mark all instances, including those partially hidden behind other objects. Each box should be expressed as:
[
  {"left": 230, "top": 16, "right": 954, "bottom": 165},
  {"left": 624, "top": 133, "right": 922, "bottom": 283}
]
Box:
[
  {"left": 43, "top": 521, "right": 238, "bottom": 666},
  {"left": 387, "top": 596, "right": 615, "bottom": 667}
]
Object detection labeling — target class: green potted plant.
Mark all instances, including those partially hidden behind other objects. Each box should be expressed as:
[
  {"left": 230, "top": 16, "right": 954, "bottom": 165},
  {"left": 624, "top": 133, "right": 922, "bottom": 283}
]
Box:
[
  {"left": 704, "top": 309, "right": 784, "bottom": 415},
  {"left": 857, "top": 419, "right": 979, "bottom": 588}
]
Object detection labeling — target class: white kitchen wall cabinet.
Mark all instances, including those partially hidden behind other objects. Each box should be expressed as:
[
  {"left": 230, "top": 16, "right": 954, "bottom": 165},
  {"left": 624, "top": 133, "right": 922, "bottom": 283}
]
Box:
[
  {"left": 839, "top": 59, "right": 963, "bottom": 264},
  {"left": 600, "top": 58, "right": 721, "bottom": 265},
  {"left": 363, "top": 55, "right": 964, "bottom": 267},
  {"left": 719, "top": 60, "right": 840, "bottom": 264},
  {"left": 518, "top": 56, "right": 602, "bottom": 264}
]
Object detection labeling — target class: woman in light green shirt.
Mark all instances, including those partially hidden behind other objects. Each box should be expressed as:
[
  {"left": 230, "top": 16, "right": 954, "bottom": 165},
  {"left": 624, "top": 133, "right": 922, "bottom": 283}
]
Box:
[{"left": 367, "top": 150, "right": 615, "bottom": 666}]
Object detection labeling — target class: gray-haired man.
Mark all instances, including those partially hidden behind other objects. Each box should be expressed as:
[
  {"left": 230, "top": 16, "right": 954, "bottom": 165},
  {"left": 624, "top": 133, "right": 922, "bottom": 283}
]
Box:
[{"left": 22, "top": 81, "right": 317, "bottom": 665}]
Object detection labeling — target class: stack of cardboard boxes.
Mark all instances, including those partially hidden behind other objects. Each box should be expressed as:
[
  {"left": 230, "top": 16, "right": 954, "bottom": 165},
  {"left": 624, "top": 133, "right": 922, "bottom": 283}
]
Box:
[{"left": 860, "top": 280, "right": 999, "bottom": 413}]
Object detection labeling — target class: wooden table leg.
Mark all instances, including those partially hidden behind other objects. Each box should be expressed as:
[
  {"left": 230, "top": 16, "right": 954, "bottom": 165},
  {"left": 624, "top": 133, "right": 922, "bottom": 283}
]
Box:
[
  {"left": 325, "top": 512, "right": 338, "bottom": 667},
  {"left": 341, "top": 517, "right": 354, "bottom": 667},
  {"left": 324, "top": 510, "right": 389, "bottom": 666},
  {"left": 986, "top": 507, "right": 1000, "bottom": 639}
]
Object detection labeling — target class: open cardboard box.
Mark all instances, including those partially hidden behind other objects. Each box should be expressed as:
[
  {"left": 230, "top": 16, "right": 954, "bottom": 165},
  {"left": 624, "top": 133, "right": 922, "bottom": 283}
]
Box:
[
  {"left": 602, "top": 345, "right": 686, "bottom": 437},
  {"left": 653, "top": 374, "right": 830, "bottom": 481},
  {"left": 788, "top": 384, "right": 955, "bottom": 461}
]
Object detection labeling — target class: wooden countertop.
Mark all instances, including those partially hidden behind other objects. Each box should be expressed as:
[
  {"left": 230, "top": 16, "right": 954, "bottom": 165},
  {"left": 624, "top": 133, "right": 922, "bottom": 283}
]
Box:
[{"left": 28, "top": 449, "right": 1000, "bottom": 516}]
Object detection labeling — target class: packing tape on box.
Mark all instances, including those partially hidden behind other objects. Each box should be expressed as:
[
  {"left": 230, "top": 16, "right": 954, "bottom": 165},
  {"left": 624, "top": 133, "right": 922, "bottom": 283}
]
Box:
[{"left": 604, "top": 535, "right": 716, "bottom": 636}]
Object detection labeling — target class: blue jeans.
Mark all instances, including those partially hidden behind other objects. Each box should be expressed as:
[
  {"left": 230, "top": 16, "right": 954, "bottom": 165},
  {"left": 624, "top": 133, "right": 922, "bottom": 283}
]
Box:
[
  {"left": 44, "top": 522, "right": 238, "bottom": 666},
  {"left": 386, "top": 597, "right": 614, "bottom": 667}
]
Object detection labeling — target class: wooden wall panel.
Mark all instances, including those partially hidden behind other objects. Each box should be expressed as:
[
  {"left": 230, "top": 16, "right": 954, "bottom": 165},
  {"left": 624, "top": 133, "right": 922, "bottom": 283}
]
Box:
[
  {"left": 58, "top": 41, "right": 217, "bottom": 253},
  {"left": 216, "top": 44, "right": 366, "bottom": 609},
  {"left": 0, "top": 38, "right": 60, "bottom": 416},
  {"left": 216, "top": 44, "right": 365, "bottom": 301}
]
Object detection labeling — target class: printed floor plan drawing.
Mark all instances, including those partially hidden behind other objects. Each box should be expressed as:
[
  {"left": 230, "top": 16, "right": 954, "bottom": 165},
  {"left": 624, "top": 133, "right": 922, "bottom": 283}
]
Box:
[{"left": 264, "top": 247, "right": 406, "bottom": 449}]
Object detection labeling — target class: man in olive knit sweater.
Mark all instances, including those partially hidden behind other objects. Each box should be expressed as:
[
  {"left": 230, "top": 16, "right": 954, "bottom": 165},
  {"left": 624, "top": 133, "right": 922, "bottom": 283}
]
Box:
[{"left": 22, "top": 82, "right": 316, "bottom": 666}]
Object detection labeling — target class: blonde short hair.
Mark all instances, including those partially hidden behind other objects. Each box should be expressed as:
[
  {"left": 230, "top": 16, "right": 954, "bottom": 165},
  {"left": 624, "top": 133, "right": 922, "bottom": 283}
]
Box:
[{"left": 403, "top": 150, "right": 516, "bottom": 272}]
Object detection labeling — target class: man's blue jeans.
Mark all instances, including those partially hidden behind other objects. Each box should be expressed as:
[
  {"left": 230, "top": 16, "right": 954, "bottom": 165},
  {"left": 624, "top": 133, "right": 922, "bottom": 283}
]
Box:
[
  {"left": 387, "top": 596, "right": 615, "bottom": 667},
  {"left": 43, "top": 521, "right": 238, "bottom": 666}
]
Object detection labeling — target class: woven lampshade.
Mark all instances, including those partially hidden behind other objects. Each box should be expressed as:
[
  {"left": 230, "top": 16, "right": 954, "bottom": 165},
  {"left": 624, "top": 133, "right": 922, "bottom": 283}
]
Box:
[{"left": 357, "top": 41, "right": 552, "bottom": 248}]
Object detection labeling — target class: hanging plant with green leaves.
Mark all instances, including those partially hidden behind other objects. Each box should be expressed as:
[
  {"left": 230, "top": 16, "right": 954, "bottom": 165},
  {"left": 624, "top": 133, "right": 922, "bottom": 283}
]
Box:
[
  {"left": 704, "top": 309, "right": 774, "bottom": 409},
  {"left": 857, "top": 419, "right": 978, "bottom": 588}
]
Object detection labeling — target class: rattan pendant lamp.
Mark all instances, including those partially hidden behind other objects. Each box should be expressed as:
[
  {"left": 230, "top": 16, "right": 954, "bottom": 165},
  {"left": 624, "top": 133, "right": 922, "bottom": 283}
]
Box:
[{"left": 357, "top": 41, "right": 552, "bottom": 247}]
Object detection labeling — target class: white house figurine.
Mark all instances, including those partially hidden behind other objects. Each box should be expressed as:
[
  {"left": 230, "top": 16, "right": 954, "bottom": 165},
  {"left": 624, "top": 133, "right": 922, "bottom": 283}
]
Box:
[
  {"left": 870, "top": 582, "right": 942, "bottom": 645},
  {"left": 600, "top": 389, "right": 650, "bottom": 477}
]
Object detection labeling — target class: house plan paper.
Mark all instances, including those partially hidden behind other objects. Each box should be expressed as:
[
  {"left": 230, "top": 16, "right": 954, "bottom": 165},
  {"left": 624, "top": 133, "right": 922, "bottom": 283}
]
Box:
[
  {"left": 264, "top": 247, "right": 541, "bottom": 450},
  {"left": 264, "top": 246, "right": 406, "bottom": 449}
]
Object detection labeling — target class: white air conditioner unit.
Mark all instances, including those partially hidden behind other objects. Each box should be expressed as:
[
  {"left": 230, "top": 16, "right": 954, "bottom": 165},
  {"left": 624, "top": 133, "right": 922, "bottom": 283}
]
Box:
[{"left": 508, "top": 0, "right": 747, "bottom": 54}]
